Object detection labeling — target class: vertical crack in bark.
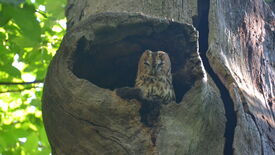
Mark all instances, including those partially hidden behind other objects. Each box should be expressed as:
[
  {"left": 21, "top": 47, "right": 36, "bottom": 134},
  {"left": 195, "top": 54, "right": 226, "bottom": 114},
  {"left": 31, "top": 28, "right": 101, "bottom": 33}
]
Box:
[
  {"left": 195, "top": 0, "right": 237, "bottom": 155},
  {"left": 242, "top": 96, "right": 264, "bottom": 154}
]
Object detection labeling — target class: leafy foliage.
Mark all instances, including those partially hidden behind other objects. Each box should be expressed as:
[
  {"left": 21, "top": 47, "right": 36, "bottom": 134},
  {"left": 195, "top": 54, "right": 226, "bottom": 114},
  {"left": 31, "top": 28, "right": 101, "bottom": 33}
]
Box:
[{"left": 0, "top": 0, "right": 66, "bottom": 154}]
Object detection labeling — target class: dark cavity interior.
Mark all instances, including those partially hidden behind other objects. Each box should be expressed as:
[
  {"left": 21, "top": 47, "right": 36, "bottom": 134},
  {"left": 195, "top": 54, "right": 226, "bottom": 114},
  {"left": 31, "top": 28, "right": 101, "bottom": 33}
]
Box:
[{"left": 72, "top": 21, "right": 201, "bottom": 102}]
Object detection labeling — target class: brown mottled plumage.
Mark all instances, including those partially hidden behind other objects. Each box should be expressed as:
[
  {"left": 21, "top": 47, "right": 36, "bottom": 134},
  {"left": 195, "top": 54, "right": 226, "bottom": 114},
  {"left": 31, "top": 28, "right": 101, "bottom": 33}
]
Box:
[{"left": 135, "top": 50, "right": 176, "bottom": 104}]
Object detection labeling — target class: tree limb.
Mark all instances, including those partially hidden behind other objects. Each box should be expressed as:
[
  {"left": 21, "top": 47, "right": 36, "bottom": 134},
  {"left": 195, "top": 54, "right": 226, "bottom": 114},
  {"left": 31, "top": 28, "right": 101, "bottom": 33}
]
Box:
[
  {"left": 0, "top": 80, "right": 44, "bottom": 85},
  {"left": 0, "top": 86, "right": 41, "bottom": 94}
]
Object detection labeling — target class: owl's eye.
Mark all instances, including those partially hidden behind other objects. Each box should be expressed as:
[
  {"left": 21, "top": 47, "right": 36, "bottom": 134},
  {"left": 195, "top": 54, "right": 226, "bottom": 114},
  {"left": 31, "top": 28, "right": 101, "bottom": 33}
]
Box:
[
  {"left": 157, "top": 62, "right": 164, "bottom": 67},
  {"left": 159, "top": 62, "right": 164, "bottom": 66},
  {"left": 144, "top": 61, "right": 150, "bottom": 66}
]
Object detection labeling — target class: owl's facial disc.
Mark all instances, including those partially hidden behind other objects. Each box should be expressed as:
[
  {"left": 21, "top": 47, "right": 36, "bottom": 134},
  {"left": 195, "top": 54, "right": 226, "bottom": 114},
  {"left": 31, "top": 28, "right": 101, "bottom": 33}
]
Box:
[
  {"left": 144, "top": 60, "right": 150, "bottom": 66},
  {"left": 138, "top": 50, "right": 171, "bottom": 76}
]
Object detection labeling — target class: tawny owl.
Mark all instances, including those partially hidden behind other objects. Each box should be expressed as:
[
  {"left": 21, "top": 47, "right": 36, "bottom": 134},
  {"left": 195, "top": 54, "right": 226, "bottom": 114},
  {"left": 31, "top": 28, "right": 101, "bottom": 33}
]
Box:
[{"left": 135, "top": 50, "right": 176, "bottom": 104}]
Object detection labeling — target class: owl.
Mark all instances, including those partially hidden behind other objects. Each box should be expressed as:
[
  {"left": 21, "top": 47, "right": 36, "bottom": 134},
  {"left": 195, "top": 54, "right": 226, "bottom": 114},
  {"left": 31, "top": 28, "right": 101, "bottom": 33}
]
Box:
[{"left": 135, "top": 50, "right": 176, "bottom": 104}]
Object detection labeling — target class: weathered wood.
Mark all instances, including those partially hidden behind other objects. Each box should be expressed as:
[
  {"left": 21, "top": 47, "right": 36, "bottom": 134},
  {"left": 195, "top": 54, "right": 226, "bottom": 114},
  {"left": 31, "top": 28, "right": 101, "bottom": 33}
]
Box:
[
  {"left": 42, "top": 12, "right": 225, "bottom": 154},
  {"left": 42, "top": 0, "right": 275, "bottom": 154},
  {"left": 208, "top": 0, "right": 275, "bottom": 154}
]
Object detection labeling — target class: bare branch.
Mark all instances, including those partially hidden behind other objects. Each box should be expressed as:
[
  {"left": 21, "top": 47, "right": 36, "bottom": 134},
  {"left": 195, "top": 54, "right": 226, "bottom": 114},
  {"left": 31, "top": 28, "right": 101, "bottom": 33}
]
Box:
[
  {"left": 0, "top": 86, "right": 41, "bottom": 94},
  {"left": 0, "top": 80, "right": 44, "bottom": 85}
]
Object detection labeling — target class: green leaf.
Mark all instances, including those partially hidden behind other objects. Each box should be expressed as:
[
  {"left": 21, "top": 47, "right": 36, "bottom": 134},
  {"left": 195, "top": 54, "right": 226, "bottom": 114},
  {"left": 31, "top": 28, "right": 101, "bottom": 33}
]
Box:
[
  {"left": 0, "top": 5, "right": 11, "bottom": 26},
  {"left": 45, "top": 0, "right": 65, "bottom": 19},
  {"left": 9, "top": 4, "right": 42, "bottom": 45},
  {"left": 38, "top": 148, "right": 51, "bottom": 155},
  {"left": 0, "top": 31, "right": 5, "bottom": 40},
  {"left": 36, "top": 69, "right": 46, "bottom": 80},
  {"left": 0, "top": 0, "right": 65, "bottom": 154},
  {"left": 0, "top": 136, "right": 7, "bottom": 150},
  {"left": 0, "top": 47, "right": 13, "bottom": 66},
  {"left": 12, "top": 128, "right": 30, "bottom": 138},
  {"left": 30, "top": 98, "right": 41, "bottom": 107},
  {"left": 22, "top": 48, "right": 43, "bottom": 64},
  {"left": 39, "top": 127, "right": 49, "bottom": 146},
  {"left": 0, "top": 64, "right": 21, "bottom": 79},
  {"left": 12, "top": 36, "right": 40, "bottom": 48},
  {"left": 36, "top": 0, "right": 45, "bottom": 5},
  {"left": 22, "top": 133, "right": 39, "bottom": 153},
  {"left": 0, "top": 127, "right": 29, "bottom": 147},
  {"left": 23, "top": 64, "right": 37, "bottom": 73}
]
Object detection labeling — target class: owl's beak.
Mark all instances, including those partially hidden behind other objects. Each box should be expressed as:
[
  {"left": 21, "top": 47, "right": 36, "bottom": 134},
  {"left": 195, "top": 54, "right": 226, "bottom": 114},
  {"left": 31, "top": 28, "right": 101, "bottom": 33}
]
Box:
[{"left": 150, "top": 69, "right": 156, "bottom": 76}]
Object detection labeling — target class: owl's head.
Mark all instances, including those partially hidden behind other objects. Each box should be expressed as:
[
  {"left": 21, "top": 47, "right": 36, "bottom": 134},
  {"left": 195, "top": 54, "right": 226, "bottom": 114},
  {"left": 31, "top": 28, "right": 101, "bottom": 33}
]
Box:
[{"left": 137, "top": 50, "right": 172, "bottom": 77}]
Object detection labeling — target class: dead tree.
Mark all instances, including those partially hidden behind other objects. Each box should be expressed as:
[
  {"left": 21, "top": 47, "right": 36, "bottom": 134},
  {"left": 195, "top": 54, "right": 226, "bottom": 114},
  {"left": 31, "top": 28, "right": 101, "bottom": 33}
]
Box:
[{"left": 42, "top": 0, "right": 275, "bottom": 154}]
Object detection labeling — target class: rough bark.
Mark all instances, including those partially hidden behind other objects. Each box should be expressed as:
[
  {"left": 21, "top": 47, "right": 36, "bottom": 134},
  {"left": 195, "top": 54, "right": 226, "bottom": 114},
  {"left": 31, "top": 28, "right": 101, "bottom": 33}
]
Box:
[
  {"left": 43, "top": 12, "right": 225, "bottom": 154},
  {"left": 42, "top": 0, "right": 275, "bottom": 154},
  {"left": 208, "top": 0, "right": 275, "bottom": 154},
  {"left": 65, "top": 0, "right": 197, "bottom": 30}
]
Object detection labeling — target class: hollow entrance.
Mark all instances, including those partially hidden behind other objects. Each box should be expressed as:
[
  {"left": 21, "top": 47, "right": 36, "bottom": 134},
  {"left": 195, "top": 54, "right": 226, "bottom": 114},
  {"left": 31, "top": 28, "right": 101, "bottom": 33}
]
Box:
[{"left": 72, "top": 14, "right": 203, "bottom": 102}]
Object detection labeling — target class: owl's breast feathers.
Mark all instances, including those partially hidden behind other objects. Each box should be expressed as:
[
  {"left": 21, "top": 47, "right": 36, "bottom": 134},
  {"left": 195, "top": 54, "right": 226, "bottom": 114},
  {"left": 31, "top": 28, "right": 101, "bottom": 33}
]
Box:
[{"left": 135, "top": 75, "right": 175, "bottom": 104}]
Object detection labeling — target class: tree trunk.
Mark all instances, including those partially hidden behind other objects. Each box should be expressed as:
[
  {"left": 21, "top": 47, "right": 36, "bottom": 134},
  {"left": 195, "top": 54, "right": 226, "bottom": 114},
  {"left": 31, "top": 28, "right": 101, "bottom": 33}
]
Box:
[
  {"left": 42, "top": 0, "right": 275, "bottom": 154},
  {"left": 208, "top": 1, "right": 275, "bottom": 155}
]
